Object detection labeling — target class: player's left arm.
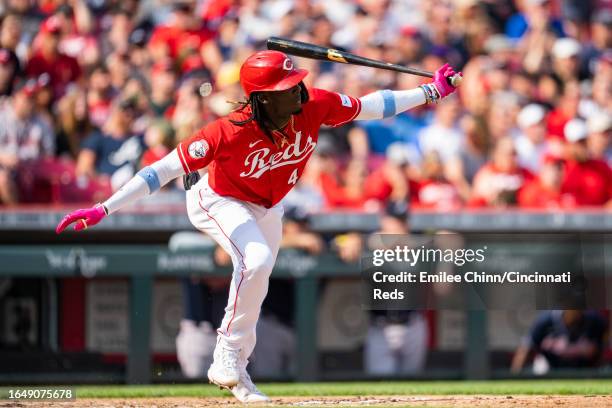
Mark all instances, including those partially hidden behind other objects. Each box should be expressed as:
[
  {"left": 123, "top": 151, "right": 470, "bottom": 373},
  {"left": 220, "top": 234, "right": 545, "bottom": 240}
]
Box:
[
  {"left": 355, "top": 64, "right": 460, "bottom": 121},
  {"left": 56, "top": 122, "right": 222, "bottom": 233},
  {"left": 56, "top": 149, "right": 186, "bottom": 233}
]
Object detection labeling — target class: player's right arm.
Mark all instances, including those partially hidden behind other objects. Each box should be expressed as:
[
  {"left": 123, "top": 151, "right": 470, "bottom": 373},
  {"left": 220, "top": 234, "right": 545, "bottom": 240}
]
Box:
[{"left": 56, "top": 122, "right": 221, "bottom": 233}]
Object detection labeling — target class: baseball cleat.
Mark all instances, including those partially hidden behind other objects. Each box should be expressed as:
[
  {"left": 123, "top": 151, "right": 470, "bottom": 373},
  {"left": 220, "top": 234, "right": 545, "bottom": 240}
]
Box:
[
  {"left": 230, "top": 369, "right": 269, "bottom": 403},
  {"left": 207, "top": 345, "right": 241, "bottom": 388}
]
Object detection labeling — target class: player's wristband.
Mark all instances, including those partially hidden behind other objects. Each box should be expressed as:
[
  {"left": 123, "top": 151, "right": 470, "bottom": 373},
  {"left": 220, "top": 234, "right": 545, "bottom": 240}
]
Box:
[{"left": 419, "top": 83, "right": 441, "bottom": 104}]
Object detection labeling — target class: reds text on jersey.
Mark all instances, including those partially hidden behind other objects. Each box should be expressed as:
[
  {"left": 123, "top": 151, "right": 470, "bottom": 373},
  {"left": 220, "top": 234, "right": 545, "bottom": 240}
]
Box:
[{"left": 177, "top": 88, "right": 361, "bottom": 208}]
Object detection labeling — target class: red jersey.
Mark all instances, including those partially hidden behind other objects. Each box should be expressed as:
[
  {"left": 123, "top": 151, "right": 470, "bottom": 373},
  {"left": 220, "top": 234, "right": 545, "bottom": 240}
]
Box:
[
  {"left": 177, "top": 88, "right": 361, "bottom": 208},
  {"left": 148, "top": 25, "right": 213, "bottom": 59},
  {"left": 363, "top": 167, "right": 420, "bottom": 203},
  {"left": 561, "top": 159, "right": 612, "bottom": 206},
  {"left": 416, "top": 179, "right": 462, "bottom": 210},
  {"left": 471, "top": 163, "right": 534, "bottom": 206},
  {"left": 518, "top": 180, "right": 566, "bottom": 209},
  {"left": 319, "top": 172, "right": 368, "bottom": 209},
  {"left": 26, "top": 52, "right": 81, "bottom": 99}
]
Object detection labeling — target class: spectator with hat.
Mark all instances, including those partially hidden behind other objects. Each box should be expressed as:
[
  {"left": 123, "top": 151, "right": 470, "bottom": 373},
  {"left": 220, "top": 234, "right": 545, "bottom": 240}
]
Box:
[
  {"left": 551, "top": 37, "right": 583, "bottom": 81},
  {"left": 586, "top": 111, "right": 612, "bottom": 165},
  {"left": 0, "top": 78, "right": 54, "bottom": 205},
  {"left": 561, "top": 118, "right": 612, "bottom": 206},
  {"left": 26, "top": 16, "right": 81, "bottom": 100},
  {"left": 515, "top": 103, "right": 549, "bottom": 172}
]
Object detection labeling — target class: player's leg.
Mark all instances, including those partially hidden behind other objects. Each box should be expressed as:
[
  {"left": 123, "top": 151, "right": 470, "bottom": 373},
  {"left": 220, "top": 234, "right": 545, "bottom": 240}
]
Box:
[
  {"left": 186, "top": 178, "right": 276, "bottom": 388},
  {"left": 229, "top": 202, "right": 283, "bottom": 403},
  {"left": 239, "top": 201, "right": 284, "bottom": 362}
]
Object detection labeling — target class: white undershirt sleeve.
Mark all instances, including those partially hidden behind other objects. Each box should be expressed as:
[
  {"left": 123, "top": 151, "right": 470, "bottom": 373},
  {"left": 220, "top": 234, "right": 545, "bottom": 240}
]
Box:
[
  {"left": 102, "top": 149, "right": 185, "bottom": 214},
  {"left": 355, "top": 88, "right": 426, "bottom": 121}
]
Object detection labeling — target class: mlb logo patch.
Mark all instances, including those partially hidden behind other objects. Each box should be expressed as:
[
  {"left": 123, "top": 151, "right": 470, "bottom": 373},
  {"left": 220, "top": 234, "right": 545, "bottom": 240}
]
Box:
[
  {"left": 188, "top": 140, "right": 209, "bottom": 159},
  {"left": 338, "top": 93, "right": 352, "bottom": 108}
]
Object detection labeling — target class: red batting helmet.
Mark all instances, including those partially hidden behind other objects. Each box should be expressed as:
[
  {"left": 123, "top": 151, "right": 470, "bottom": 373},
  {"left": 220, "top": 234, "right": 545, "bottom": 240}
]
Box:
[{"left": 239, "top": 50, "right": 308, "bottom": 98}]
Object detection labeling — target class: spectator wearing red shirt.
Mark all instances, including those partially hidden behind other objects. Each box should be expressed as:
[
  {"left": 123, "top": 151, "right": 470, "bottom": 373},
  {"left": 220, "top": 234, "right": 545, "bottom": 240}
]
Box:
[
  {"left": 561, "top": 119, "right": 612, "bottom": 207},
  {"left": 363, "top": 142, "right": 420, "bottom": 205},
  {"left": 471, "top": 137, "right": 534, "bottom": 207},
  {"left": 320, "top": 159, "right": 378, "bottom": 210},
  {"left": 148, "top": 2, "right": 213, "bottom": 62},
  {"left": 416, "top": 151, "right": 462, "bottom": 211},
  {"left": 26, "top": 16, "right": 81, "bottom": 100},
  {"left": 518, "top": 155, "right": 568, "bottom": 209}
]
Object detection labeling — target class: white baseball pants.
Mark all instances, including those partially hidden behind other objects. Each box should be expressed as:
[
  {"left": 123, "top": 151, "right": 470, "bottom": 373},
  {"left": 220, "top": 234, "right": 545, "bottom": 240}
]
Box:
[{"left": 186, "top": 174, "right": 283, "bottom": 362}]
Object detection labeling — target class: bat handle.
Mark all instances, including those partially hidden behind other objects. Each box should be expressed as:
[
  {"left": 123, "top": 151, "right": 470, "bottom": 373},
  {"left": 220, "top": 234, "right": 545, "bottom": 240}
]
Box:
[{"left": 449, "top": 74, "right": 463, "bottom": 88}]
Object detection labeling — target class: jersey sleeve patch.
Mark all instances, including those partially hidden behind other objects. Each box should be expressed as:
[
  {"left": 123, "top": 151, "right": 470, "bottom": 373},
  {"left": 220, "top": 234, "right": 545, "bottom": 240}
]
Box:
[
  {"left": 338, "top": 93, "right": 352, "bottom": 108},
  {"left": 188, "top": 140, "right": 209, "bottom": 159}
]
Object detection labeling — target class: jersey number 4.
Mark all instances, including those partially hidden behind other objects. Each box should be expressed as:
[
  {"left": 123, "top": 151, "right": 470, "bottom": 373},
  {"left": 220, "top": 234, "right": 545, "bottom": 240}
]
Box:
[{"left": 288, "top": 169, "right": 299, "bottom": 185}]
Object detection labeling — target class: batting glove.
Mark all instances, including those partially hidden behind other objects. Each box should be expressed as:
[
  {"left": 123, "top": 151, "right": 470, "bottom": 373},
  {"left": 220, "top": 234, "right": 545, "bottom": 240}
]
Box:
[
  {"left": 56, "top": 204, "right": 108, "bottom": 233},
  {"left": 421, "top": 63, "right": 462, "bottom": 103}
]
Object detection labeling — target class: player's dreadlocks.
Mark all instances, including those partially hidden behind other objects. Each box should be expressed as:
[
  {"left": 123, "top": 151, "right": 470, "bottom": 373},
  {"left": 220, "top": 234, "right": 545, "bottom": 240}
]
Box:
[{"left": 229, "top": 82, "right": 309, "bottom": 141}]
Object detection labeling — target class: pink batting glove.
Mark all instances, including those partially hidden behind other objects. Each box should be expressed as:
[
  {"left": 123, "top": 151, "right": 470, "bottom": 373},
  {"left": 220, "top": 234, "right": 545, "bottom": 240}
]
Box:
[
  {"left": 56, "top": 204, "right": 107, "bottom": 233},
  {"left": 431, "top": 63, "right": 462, "bottom": 99}
]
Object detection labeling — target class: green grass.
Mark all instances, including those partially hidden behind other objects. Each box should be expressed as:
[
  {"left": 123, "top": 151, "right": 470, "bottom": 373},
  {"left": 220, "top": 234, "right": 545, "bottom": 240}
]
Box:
[{"left": 63, "top": 379, "right": 612, "bottom": 398}]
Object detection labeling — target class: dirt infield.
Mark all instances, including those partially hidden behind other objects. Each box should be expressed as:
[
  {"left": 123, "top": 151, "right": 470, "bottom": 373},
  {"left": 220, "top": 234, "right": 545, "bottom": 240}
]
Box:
[{"left": 5, "top": 395, "right": 611, "bottom": 408}]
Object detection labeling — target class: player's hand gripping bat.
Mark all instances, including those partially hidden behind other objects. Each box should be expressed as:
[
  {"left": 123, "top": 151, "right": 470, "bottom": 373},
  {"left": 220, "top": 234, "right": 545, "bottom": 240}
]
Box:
[{"left": 267, "top": 37, "right": 463, "bottom": 87}]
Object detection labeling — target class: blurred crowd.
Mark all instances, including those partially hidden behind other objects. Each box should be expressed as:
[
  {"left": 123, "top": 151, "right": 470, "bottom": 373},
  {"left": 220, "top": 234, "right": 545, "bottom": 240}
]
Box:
[{"left": 0, "top": 0, "right": 610, "bottom": 209}]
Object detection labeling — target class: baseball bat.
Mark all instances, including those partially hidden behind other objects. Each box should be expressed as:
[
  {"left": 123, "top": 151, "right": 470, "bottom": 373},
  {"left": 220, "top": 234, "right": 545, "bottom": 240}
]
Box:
[{"left": 267, "top": 37, "right": 462, "bottom": 87}]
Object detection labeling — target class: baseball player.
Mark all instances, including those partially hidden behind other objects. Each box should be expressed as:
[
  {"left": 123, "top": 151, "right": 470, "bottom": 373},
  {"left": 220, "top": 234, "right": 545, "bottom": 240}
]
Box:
[{"left": 56, "top": 50, "right": 460, "bottom": 403}]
